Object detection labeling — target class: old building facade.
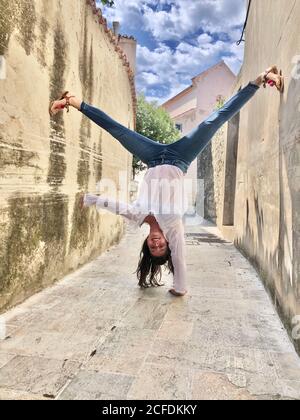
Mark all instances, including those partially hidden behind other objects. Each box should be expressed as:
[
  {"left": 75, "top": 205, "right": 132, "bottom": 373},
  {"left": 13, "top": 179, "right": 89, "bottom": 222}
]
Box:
[{"left": 162, "top": 61, "right": 235, "bottom": 214}]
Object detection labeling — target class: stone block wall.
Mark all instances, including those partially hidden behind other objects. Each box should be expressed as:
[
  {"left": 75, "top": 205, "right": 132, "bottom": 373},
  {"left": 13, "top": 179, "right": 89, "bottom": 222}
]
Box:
[{"left": 0, "top": 0, "right": 136, "bottom": 311}]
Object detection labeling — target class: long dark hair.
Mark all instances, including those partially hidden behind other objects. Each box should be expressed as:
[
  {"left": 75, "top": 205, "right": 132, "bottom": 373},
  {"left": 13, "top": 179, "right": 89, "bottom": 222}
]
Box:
[{"left": 135, "top": 238, "right": 174, "bottom": 288}]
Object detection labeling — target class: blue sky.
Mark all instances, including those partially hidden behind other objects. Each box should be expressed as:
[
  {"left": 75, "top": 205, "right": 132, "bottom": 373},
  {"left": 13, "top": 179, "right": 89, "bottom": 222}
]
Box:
[{"left": 98, "top": 0, "right": 247, "bottom": 105}]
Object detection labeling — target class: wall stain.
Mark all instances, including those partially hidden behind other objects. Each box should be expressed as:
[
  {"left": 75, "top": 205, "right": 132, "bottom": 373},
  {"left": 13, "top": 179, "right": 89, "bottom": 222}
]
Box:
[
  {"left": 36, "top": 0, "right": 51, "bottom": 67},
  {"left": 93, "top": 132, "right": 103, "bottom": 182},
  {"left": 77, "top": 12, "right": 94, "bottom": 190},
  {"left": 0, "top": 193, "right": 68, "bottom": 311},
  {"left": 77, "top": 118, "right": 91, "bottom": 189},
  {"left": 36, "top": 16, "right": 49, "bottom": 68},
  {"left": 42, "top": 192, "right": 68, "bottom": 268},
  {"left": 198, "top": 142, "right": 217, "bottom": 223},
  {"left": 48, "top": 20, "right": 68, "bottom": 186},
  {"left": 69, "top": 193, "right": 92, "bottom": 252},
  {"left": 0, "top": 0, "right": 16, "bottom": 55},
  {"left": 0, "top": 0, "right": 45, "bottom": 62},
  {"left": 0, "top": 137, "right": 39, "bottom": 170},
  {"left": 73, "top": 7, "right": 104, "bottom": 257},
  {"left": 15, "top": 0, "right": 37, "bottom": 56},
  {"left": 79, "top": 9, "right": 89, "bottom": 94}
]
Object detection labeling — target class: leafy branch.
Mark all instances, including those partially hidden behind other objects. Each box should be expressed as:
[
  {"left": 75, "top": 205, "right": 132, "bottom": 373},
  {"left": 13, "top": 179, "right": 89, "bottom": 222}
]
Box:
[
  {"left": 133, "top": 94, "right": 181, "bottom": 178},
  {"left": 100, "top": 0, "right": 115, "bottom": 6}
]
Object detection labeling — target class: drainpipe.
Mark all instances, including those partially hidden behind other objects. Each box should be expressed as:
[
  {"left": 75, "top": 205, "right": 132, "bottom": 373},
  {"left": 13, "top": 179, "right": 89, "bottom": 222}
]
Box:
[{"left": 237, "top": 0, "right": 252, "bottom": 45}]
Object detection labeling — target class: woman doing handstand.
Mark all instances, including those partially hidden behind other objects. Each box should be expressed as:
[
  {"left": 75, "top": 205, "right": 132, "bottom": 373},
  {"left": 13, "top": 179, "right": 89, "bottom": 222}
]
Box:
[{"left": 49, "top": 66, "right": 283, "bottom": 296}]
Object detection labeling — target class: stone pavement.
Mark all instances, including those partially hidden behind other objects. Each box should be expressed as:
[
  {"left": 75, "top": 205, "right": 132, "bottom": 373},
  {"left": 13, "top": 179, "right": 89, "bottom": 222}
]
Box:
[{"left": 0, "top": 220, "right": 300, "bottom": 400}]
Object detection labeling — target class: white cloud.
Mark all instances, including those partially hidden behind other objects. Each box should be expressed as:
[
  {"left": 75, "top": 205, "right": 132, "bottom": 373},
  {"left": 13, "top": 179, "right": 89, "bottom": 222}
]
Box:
[
  {"left": 142, "top": 0, "right": 247, "bottom": 42},
  {"left": 97, "top": 0, "right": 145, "bottom": 30},
  {"left": 139, "top": 71, "right": 161, "bottom": 85},
  {"left": 197, "top": 33, "right": 213, "bottom": 45},
  {"left": 136, "top": 36, "right": 244, "bottom": 103},
  {"left": 100, "top": 0, "right": 246, "bottom": 41},
  {"left": 98, "top": 0, "right": 246, "bottom": 102}
]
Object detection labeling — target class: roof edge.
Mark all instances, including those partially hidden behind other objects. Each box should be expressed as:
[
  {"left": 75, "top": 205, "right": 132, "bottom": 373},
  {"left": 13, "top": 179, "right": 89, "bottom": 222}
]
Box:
[{"left": 86, "top": 0, "right": 137, "bottom": 121}]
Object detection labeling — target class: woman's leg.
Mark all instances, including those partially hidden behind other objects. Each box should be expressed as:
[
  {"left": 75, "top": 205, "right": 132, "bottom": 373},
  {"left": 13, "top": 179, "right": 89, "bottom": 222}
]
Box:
[
  {"left": 53, "top": 96, "right": 163, "bottom": 164},
  {"left": 168, "top": 81, "right": 260, "bottom": 164}
]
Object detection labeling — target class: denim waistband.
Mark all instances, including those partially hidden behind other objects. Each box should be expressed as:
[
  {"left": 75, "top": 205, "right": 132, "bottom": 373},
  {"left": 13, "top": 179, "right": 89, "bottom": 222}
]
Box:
[{"left": 147, "top": 158, "right": 189, "bottom": 174}]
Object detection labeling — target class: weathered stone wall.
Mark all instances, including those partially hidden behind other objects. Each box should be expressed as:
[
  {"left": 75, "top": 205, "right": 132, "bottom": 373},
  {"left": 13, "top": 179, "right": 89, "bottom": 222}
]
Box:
[
  {"left": 212, "top": 0, "right": 300, "bottom": 352},
  {"left": 0, "top": 0, "right": 136, "bottom": 311},
  {"left": 197, "top": 126, "right": 226, "bottom": 223}
]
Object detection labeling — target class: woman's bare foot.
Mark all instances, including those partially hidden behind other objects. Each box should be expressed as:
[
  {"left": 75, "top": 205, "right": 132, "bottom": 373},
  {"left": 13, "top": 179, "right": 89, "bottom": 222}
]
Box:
[
  {"left": 49, "top": 94, "right": 82, "bottom": 116},
  {"left": 252, "top": 66, "right": 284, "bottom": 92},
  {"left": 264, "top": 70, "right": 284, "bottom": 92},
  {"left": 49, "top": 98, "right": 67, "bottom": 116},
  {"left": 168, "top": 288, "right": 187, "bottom": 297}
]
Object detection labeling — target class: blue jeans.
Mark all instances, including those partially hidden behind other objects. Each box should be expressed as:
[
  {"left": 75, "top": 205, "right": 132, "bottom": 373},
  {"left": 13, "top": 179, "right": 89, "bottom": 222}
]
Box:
[{"left": 79, "top": 82, "right": 259, "bottom": 174}]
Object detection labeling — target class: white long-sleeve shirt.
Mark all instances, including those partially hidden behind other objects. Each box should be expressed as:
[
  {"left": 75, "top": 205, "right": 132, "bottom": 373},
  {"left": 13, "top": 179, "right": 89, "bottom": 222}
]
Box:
[{"left": 84, "top": 164, "right": 189, "bottom": 293}]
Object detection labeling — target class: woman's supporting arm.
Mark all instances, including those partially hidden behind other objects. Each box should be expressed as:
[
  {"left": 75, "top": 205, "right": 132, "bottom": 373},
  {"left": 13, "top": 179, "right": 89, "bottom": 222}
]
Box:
[{"left": 165, "top": 220, "right": 188, "bottom": 293}]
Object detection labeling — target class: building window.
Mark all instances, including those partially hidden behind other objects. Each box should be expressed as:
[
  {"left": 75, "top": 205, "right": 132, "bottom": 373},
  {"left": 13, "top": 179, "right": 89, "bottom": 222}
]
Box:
[{"left": 175, "top": 123, "right": 183, "bottom": 132}]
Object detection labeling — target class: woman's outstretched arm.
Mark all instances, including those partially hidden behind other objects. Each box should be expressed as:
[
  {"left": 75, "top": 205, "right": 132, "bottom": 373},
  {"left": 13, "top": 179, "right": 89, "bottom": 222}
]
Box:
[{"left": 83, "top": 193, "right": 144, "bottom": 226}]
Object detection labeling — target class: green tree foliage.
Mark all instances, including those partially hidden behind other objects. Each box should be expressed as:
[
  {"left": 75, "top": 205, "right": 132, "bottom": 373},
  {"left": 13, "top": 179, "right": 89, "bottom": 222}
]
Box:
[
  {"left": 100, "top": 0, "right": 114, "bottom": 6},
  {"left": 133, "top": 94, "right": 180, "bottom": 177},
  {"left": 215, "top": 94, "right": 225, "bottom": 109}
]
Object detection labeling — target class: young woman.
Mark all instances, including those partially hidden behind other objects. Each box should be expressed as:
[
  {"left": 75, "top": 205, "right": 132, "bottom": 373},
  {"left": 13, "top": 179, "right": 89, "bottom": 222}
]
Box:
[{"left": 49, "top": 66, "right": 283, "bottom": 297}]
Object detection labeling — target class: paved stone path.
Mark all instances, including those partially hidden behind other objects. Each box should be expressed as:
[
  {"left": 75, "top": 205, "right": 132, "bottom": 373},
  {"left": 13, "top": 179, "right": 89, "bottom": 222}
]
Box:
[{"left": 0, "top": 220, "right": 300, "bottom": 400}]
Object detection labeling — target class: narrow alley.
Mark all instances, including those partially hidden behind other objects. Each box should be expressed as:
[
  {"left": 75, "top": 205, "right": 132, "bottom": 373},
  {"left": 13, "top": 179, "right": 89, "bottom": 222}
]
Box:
[{"left": 1, "top": 221, "right": 300, "bottom": 400}]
